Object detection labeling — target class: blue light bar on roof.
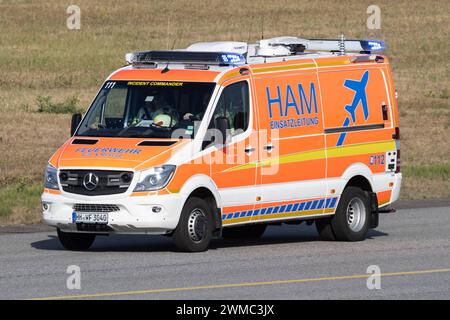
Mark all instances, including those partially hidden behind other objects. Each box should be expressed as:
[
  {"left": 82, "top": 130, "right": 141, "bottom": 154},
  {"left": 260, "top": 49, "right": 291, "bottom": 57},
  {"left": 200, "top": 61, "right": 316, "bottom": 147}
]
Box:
[
  {"left": 360, "top": 40, "right": 385, "bottom": 53},
  {"left": 219, "top": 53, "right": 246, "bottom": 64}
]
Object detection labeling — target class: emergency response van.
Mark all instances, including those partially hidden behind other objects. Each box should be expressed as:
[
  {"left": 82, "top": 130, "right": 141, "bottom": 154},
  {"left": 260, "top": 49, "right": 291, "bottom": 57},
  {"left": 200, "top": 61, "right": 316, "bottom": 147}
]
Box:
[{"left": 42, "top": 36, "right": 401, "bottom": 252}]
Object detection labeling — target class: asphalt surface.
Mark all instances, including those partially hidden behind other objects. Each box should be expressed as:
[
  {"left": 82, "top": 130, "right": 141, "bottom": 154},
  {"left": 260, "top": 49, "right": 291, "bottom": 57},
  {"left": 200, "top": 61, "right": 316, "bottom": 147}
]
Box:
[{"left": 0, "top": 206, "right": 449, "bottom": 300}]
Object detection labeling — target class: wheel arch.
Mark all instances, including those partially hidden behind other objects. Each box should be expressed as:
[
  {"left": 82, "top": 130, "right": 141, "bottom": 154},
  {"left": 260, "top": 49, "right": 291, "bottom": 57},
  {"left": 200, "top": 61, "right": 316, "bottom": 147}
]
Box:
[
  {"left": 345, "top": 175, "right": 373, "bottom": 192},
  {"left": 179, "top": 174, "right": 223, "bottom": 231},
  {"left": 341, "top": 163, "right": 375, "bottom": 192}
]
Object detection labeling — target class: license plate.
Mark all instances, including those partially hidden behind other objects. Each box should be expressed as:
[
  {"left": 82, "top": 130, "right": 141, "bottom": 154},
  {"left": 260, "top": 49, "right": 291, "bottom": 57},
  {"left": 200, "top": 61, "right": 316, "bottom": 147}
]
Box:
[{"left": 72, "top": 212, "right": 108, "bottom": 224}]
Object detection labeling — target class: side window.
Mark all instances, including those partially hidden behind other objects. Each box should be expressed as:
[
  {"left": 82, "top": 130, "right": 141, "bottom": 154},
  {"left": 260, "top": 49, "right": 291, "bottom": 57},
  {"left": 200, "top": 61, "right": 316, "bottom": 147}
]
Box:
[{"left": 209, "top": 81, "right": 249, "bottom": 136}]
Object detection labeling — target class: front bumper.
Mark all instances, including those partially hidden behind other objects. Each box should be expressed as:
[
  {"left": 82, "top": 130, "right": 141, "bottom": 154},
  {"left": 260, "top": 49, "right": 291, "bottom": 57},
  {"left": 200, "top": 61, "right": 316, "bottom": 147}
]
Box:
[{"left": 41, "top": 191, "right": 186, "bottom": 234}]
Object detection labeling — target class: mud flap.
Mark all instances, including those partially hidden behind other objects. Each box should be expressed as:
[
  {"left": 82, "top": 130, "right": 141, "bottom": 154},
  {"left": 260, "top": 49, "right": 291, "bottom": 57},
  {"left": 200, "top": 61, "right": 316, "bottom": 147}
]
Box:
[{"left": 369, "top": 192, "right": 379, "bottom": 229}]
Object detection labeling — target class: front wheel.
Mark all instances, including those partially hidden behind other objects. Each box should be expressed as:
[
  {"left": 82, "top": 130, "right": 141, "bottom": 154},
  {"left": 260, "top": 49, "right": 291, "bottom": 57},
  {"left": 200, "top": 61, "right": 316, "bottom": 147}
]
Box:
[
  {"left": 172, "top": 197, "right": 213, "bottom": 252},
  {"left": 57, "top": 228, "right": 96, "bottom": 251}
]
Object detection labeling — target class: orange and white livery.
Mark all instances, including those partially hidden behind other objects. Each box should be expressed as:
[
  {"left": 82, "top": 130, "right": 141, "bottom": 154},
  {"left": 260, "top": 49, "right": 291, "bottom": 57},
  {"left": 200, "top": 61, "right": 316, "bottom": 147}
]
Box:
[{"left": 42, "top": 37, "right": 401, "bottom": 251}]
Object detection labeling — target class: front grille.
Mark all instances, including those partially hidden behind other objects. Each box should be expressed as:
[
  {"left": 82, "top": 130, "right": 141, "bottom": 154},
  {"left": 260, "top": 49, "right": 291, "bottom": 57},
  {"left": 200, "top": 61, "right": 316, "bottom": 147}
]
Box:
[
  {"left": 76, "top": 224, "right": 113, "bottom": 232},
  {"left": 59, "top": 170, "right": 133, "bottom": 196},
  {"left": 73, "top": 204, "right": 120, "bottom": 212}
]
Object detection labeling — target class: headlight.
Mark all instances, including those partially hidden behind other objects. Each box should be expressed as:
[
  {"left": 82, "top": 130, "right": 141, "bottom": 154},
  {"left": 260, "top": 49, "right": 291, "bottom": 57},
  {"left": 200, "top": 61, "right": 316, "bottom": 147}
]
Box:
[
  {"left": 133, "top": 165, "right": 176, "bottom": 192},
  {"left": 44, "top": 164, "right": 59, "bottom": 190}
]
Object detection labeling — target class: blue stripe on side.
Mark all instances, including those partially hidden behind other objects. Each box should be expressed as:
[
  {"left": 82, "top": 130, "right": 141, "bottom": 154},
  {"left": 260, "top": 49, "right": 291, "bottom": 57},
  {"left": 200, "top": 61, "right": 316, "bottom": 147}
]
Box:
[
  {"left": 304, "top": 201, "right": 312, "bottom": 210},
  {"left": 330, "top": 197, "right": 338, "bottom": 208},
  {"left": 222, "top": 196, "right": 337, "bottom": 221},
  {"left": 317, "top": 199, "right": 325, "bottom": 209}
]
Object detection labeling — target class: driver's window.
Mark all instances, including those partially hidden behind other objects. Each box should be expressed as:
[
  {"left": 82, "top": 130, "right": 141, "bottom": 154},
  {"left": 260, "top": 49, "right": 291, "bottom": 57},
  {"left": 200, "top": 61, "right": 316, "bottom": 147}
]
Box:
[{"left": 208, "top": 81, "right": 249, "bottom": 136}]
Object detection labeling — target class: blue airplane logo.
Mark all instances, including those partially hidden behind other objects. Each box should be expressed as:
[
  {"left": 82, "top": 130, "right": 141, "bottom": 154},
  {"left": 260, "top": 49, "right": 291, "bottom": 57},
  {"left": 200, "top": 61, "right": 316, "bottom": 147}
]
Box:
[
  {"left": 336, "top": 71, "right": 370, "bottom": 146},
  {"left": 343, "top": 70, "right": 369, "bottom": 122}
]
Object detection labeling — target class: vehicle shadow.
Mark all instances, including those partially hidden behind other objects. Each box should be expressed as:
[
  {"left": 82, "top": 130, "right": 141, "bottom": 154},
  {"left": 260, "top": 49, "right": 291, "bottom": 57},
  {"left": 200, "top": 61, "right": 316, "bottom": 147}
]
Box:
[
  {"left": 211, "top": 224, "right": 388, "bottom": 249},
  {"left": 30, "top": 224, "right": 388, "bottom": 253}
]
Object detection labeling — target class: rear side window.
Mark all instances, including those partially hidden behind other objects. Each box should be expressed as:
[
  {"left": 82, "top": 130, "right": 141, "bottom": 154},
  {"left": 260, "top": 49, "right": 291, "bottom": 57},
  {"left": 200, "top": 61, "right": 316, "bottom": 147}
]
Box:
[{"left": 209, "top": 81, "right": 249, "bottom": 136}]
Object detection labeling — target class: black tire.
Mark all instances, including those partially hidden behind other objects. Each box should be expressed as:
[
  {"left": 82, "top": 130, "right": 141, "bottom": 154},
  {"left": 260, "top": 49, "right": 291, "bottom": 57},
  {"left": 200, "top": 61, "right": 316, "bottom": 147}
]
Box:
[
  {"left": 222, "top": 224, "right": 267, "bottom": 240},
  {"left": 331, "top": 187, "right": 371, "bottom": 241},
  {"left": 315, "top": 217, "right": 336, "bottom": 241},
  {"left": 57, "top": 228, "right": 96, "bottom": 251},
  {"left": 172, "top": 197, "right": 213, "bottom": 252}
]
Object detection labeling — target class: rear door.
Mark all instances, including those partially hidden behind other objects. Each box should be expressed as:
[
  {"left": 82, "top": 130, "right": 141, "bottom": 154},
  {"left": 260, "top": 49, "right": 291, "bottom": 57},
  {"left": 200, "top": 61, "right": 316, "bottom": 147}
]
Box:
[{"left": 318, "top": 64, "right": 395, "bottom": 200}]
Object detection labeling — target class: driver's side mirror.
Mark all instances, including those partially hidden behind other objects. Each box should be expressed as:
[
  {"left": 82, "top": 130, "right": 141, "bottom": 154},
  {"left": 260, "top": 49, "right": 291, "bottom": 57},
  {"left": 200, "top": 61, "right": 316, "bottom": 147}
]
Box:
[{"left": 71, "top": 113, "right": 82, "bottom": 136}]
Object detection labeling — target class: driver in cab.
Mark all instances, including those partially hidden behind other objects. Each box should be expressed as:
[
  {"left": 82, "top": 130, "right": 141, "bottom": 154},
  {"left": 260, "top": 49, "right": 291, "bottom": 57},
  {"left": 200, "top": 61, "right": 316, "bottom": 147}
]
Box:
[{"left": 134, "top": 92, "right": 179, "bottom": 128}]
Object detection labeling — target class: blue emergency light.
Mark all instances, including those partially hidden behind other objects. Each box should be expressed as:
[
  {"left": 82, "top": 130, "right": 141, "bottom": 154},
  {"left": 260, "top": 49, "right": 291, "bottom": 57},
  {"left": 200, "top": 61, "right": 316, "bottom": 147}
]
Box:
[
  {"left": 219, "top": 53, "right": 246, "bottom": 64},
  {"left": 360, "top": 40, "right": 385, "bottom": 53}
]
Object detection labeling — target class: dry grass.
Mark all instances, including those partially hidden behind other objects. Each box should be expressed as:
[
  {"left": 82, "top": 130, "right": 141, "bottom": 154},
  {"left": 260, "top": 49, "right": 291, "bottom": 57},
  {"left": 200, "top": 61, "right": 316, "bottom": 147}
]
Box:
[{"left": 0, "top": 0, "right": 449, "bottom": 225}]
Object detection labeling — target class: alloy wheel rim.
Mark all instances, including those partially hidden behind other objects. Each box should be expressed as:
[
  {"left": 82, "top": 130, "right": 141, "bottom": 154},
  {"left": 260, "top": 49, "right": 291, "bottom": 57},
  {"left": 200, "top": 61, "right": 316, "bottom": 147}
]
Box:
[{"left": 346, "top": 197, "right": 366, "bottom": 232}]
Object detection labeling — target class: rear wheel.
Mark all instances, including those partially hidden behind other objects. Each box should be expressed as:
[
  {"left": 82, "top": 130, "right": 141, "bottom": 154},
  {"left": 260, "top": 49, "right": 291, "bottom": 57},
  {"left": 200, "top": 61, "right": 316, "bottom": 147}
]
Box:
[
  {"left": 172, "top": 197, "right": 213, "bottom": 252},
  {"left": 222, "top": 224, "right": 267, "bottom": 240},
  {"left": 331, "top": 187, "right": 371, "bottom": 241},
  {"left": 57, "top": 228, "right": 96, "bottom": 251}
]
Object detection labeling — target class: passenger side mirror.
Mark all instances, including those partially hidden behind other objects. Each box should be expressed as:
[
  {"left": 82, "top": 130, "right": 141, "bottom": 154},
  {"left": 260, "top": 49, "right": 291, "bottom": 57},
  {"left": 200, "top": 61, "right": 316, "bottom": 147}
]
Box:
[
  {"left": 216, "top": 116, "right": 230, "bottom": 145},
  {"left": 71, "top": 113, "right": 82, "bottom": 136}
]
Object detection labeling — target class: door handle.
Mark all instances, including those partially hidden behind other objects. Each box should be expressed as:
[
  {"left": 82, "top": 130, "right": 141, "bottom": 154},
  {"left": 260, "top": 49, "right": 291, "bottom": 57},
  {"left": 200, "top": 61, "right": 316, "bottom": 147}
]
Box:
[
  {"left": 244, "top": 145, "right": 255, "bottom": 154},
  {"left": 263, "top": 143, "right": 274, "bottom": 152}
]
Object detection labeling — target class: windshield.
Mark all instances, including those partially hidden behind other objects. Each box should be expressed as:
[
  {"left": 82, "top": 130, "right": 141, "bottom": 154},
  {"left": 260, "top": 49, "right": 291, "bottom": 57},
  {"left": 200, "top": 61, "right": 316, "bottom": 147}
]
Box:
[{"left": 76, "top": 80, "right": 215, "bottom": 138}]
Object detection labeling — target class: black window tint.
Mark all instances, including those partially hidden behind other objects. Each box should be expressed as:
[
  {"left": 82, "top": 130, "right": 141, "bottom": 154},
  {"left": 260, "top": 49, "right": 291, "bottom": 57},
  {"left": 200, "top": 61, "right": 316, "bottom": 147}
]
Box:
[{"left": 210, "top": 81, "right": 249, "bottom": 136}]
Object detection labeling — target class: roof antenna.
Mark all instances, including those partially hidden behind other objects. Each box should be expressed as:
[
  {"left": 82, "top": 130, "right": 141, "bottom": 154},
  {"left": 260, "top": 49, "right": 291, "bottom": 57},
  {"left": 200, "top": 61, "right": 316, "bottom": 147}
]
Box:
[
  {"left": 166, "top": 14, "right": 172, "bottom": 50},
  {"left": 247, "top": 15, "right": 253, "bottom": 43},
  {"left": 260, "top": 14, "right": 265, "bottom": 40},
  {"left": 338, "top": 33, "right": 346, "bottom": 55},
  {"left": 171, "top": 38, "right": 177, "bottom": 50}
]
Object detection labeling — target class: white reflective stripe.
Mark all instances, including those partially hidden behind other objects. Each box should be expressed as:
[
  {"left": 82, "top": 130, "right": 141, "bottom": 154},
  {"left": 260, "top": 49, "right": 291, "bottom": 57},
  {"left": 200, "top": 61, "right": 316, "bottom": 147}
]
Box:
[{"left": 219, "top": 178, "right": 327, "bottom": 207}]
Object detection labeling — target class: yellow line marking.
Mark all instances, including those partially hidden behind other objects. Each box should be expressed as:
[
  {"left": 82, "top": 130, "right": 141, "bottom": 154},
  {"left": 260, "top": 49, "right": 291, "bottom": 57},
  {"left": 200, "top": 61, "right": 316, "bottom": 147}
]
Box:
[
  {"left": 225, "top": 140, "right": 395, "bottom": 172},
  {"left": 327, "top": 140, "right": 395, "bottom": 158},
  {"left": 252, "top": 63, "right": 316, "bottom": 73},
  {"left": 315, "top": 59, "right": 352, "bottom": 67},
  {"left": 31, "top": 268, "right": 450, "bottom": 300}
]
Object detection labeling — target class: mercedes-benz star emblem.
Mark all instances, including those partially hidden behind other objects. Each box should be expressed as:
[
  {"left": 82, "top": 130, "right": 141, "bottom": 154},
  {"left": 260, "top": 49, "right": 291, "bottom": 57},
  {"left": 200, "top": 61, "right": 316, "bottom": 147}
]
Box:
[{"left": 83, "top": 173, "right": 99, "bottom": 191}]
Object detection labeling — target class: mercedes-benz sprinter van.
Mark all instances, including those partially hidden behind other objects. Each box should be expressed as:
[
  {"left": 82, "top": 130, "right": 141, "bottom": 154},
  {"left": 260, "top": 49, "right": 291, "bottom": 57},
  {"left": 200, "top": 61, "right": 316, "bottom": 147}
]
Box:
[{"left": 42, "top": 37, "right": 401, "bottom": 251}]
